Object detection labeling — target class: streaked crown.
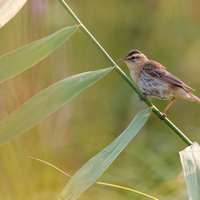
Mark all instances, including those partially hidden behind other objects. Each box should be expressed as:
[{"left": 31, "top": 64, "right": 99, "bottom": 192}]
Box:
[{"left": 118, "top": 50, "right": 147, "bottom": 62}]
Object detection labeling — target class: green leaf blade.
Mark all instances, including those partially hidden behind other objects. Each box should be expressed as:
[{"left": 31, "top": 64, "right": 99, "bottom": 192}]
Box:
[
  {"left": 58, "top": 107, "right": 152, "bottom": 200},
  {"left": 0, "top": 67, "right": 113, "bottom": 146},
  {"left": 0, "top": 25, "right": 78, "bottom": 83}
]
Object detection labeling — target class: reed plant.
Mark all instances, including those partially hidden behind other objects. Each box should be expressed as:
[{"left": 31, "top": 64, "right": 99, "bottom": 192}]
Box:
[{"left": 0, "top": 0, "right": 199, "bottom": 199}]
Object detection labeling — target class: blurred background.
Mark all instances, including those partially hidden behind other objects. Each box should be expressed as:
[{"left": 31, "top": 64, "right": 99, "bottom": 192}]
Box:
[{"left": 0, "top": 0, "right": 200, "bottom": 199}]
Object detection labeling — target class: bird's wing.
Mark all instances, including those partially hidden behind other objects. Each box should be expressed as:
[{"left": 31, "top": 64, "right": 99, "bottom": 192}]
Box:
[{"left": 143, "top": 63, "right": 195, "bottom": 91}]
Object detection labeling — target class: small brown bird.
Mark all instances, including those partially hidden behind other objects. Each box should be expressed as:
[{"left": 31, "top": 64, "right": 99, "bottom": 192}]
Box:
[{"left": 118, "top": 50, "right": 200, "bottom": 115}]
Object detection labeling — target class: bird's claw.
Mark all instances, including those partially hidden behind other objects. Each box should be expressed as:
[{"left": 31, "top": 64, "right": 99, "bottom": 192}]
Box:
[
  {"left": 138, "top": 92, "right": 168, "bottom": 122},
  {"left": 139, "top": 93, "right": 147, "bottom": 102},
  {"left": 158, "top": 113, "right": 167, "bottom": 122}
]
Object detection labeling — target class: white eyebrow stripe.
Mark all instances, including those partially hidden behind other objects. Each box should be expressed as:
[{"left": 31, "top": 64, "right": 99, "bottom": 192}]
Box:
[{"left": 126, "top": 53, "right": 142, "bottom": 59}]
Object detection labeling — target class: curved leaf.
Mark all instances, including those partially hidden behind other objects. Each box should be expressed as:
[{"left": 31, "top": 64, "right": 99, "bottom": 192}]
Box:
[
  {"left": 0, "top": 0, "right": 27, "bottom": 28},
  {"left": 0, "top": 67, "right": 114, "bottom": 146},
  {"left": 58, "top": 107, "right": 152, "bottom": 200},
  {"left": 0, "top": 25, "right": 78, "bottom": 83},
  {"left": 179, "top": 142, "right": 200, "bottom": 200}
]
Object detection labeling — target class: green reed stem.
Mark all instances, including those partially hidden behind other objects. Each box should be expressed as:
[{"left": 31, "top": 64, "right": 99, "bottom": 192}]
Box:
[{"left": 58, "top": 0, "right": 192, "bottom": 146}]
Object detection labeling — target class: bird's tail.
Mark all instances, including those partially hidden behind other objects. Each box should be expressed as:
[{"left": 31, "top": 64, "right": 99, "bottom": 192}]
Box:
[
  {"left": 189, "top": 94, "right": 200, "bottom": 104},
  {"left": 178, "top": 88, "right": 200, "bottom": 104}
]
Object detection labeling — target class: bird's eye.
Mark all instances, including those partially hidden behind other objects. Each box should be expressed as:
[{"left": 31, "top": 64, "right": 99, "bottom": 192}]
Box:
[{"left": 132, "top": 56, "right": 136, "bottom": 60}]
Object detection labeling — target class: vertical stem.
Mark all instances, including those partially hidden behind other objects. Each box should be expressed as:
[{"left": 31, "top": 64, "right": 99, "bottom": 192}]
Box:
[
  {"left": 59, "top": 0, "right": 114, "bottom": 66},
  {"left": 58, "top": 0, "right": 148, "bottom": 102}
]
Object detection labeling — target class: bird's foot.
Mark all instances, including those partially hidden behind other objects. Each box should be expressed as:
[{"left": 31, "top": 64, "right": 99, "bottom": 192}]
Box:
[
  {"left": 158, "top": 112, "right": 167, "bottom": 122},
  {"left": 139, "top": 93, "right": 148, "bottom": 102}
]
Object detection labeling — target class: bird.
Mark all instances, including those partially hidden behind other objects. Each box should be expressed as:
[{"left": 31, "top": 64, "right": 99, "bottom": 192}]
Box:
[{"left": 118, "top": 50, "right": 200, "bottom": 116}]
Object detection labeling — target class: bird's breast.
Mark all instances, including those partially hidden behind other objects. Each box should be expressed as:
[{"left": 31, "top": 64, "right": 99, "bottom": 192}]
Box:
[{"left": 130, "top": 70, "right": 141, "bottom": 85}]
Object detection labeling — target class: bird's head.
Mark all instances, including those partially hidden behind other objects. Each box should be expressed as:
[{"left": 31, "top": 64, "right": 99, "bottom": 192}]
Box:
[{"left": 118, "top": 50, "right": 148, "bottom": 69}]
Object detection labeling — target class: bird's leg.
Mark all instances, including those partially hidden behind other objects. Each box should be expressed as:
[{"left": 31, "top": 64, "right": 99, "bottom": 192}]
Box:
[
  {"left": 162, "top": 97, "right": 175, "bottom": 117},
  {"left": 158, "top": 97, "right": 175, "bottom": 122}
]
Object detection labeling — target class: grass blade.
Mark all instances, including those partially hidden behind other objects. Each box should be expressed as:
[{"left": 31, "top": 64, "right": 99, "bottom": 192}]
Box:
[
  {"left": 0, "top": 67, "right": 113, "bottom": 146},
  {"left": 96, "top": 182, "right": 158, "bottom": 200},
  {"left": 58, "top": 107, "right": 152, "bottom": 200},
  {"left": 0, "top": 25, "right": 78, "bottom": 83}
]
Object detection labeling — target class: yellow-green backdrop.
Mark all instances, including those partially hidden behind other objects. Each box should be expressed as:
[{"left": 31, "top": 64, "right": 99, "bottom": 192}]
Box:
[{"left": 0, "top": 0, "right": 200, "bottom": 199}]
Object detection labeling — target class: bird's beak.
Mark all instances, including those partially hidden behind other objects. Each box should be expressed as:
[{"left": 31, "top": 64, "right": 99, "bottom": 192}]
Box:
[{"left": 117, "top": 57, "right": 125, "bottom": 61}]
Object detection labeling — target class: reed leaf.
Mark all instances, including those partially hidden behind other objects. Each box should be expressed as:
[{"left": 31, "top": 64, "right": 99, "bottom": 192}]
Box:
[
  {"left": 0, "top": 67, "right": 113, "bottom": 146},
  {"left": 0, "top": 25, "right": 78, "bottom": 83},
  {"left": 58, "top": 107, "right": 151, "bottom": 200}
]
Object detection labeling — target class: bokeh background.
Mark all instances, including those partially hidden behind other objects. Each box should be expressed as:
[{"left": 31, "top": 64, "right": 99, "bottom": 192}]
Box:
[{"left": 0, "top": 0, "right": 200, "bottom": 199}]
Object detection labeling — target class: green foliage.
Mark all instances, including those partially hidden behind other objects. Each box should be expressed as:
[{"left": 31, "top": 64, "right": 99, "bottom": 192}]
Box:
[
  {"left": 0, "top": 25, "right": 78, "bottom": 83},
  {"left": 0, "top": 67, "right": 113, "bottom": 146},
  {"left": 58, "top": 108, "right": 151, "bottom": 199},
  {"left": 0, "top": 1, "right": 155, "bottom": 199},
  {"left": 0, "top": 0, "right": 200, "bottom": 199}
]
